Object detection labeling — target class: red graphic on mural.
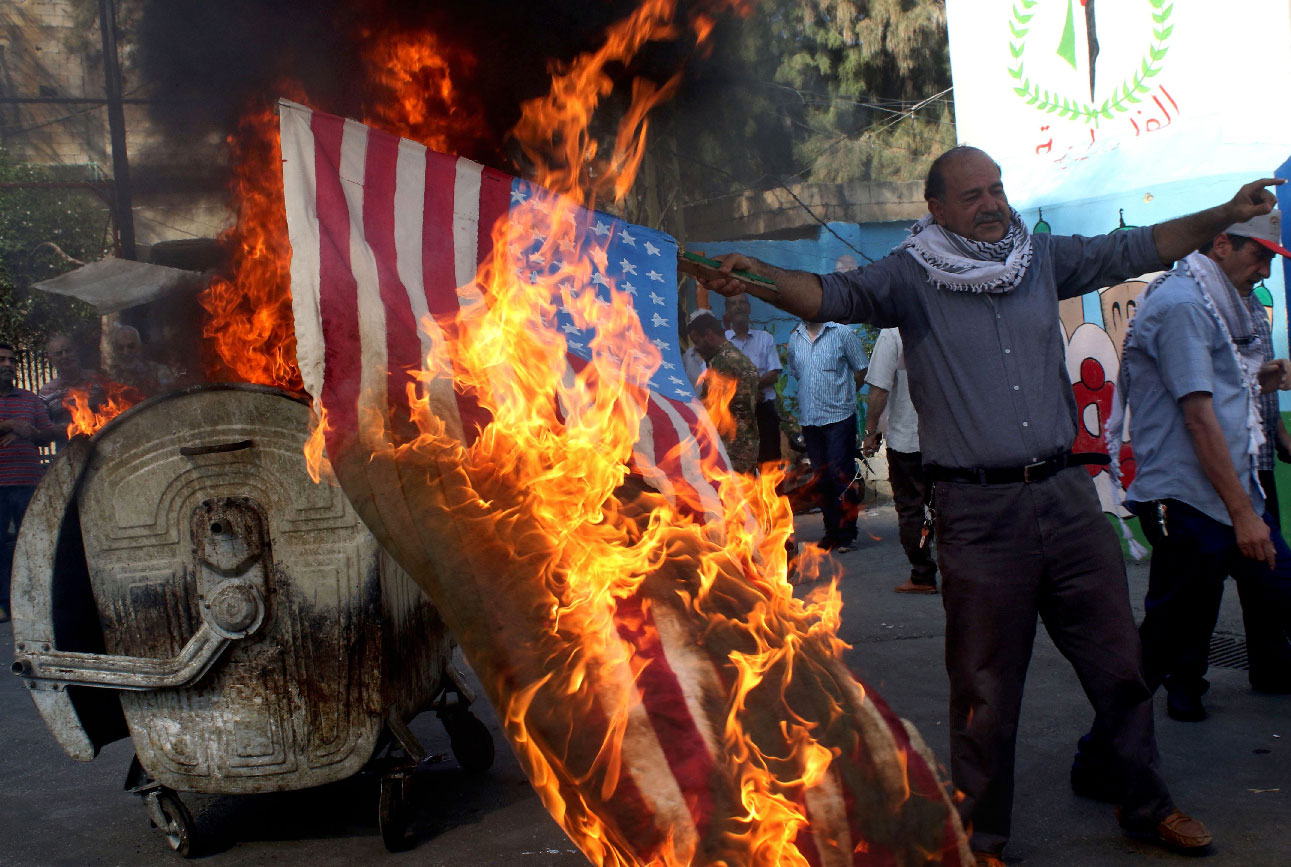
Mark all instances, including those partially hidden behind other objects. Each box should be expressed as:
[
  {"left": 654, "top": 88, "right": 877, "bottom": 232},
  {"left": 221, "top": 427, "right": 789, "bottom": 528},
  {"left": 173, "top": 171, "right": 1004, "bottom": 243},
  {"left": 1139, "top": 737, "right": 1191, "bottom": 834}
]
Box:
[{"left": 1071, "top": 356, "right": 1136, "bottom": 487}]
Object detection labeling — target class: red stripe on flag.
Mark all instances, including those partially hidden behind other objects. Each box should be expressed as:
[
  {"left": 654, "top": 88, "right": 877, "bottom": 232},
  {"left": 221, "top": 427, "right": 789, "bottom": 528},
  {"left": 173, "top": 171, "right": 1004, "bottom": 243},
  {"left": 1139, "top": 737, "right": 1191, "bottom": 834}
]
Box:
[
  {"left": 361, "top": 129, "right": 421, "bottom": 446},
  {"left": 312, "top": 112, "right": 361, "bottom": 464},
  {"left": 614, "top": 593, "right": 716, "bottom": 838},
  {"left": 418, "top": 150, "right": 491, "bottom": 442},
  {"left": 476, "top": 167, "right": 513, "bottom": 269}
]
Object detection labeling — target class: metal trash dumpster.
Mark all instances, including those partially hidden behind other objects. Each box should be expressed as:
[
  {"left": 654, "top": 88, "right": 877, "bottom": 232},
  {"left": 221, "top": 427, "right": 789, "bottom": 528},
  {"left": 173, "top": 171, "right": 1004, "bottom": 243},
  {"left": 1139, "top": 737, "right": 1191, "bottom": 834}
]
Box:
[{"left": 9, "top": 384, "right": 494, "bottom": 856}]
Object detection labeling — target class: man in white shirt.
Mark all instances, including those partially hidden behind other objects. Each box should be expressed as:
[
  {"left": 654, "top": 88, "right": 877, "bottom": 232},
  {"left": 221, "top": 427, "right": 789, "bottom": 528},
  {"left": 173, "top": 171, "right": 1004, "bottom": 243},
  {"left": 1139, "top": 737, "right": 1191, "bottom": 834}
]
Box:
[
  {"left": 863, "top": 328, "right": 937, "bottom": 594},
  {"left": 724, "top": 294, "right": 783, "bottom": 466}
]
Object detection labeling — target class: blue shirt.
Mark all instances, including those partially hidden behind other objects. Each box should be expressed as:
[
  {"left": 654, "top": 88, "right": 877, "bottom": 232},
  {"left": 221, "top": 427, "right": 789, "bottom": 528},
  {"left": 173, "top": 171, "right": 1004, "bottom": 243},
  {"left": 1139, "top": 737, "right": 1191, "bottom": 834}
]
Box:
[
  {"left": 1123, "top": 270, "right": 1263, "bottom": 524},
  {"left": 819, "top": 228, "right": 1163, "bottom": 469},
  {"left": 785, "top": 322, "right": 868, "bottom": 427}
]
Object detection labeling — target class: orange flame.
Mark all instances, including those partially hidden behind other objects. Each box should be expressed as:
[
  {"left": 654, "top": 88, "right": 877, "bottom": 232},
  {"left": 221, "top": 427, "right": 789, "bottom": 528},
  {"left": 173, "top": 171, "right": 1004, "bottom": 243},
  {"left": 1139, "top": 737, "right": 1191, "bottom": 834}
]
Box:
[
  {"left": 359, "top": 27, "right": 487, "bottom": 153},
  {"left": 697, "top": 368, "right": 739, "bottom": 439},
  {"left": 360, "top": 3, "right": 870, "bottom": 862},
  {"left": 199, "top": 0, "right": 964, "bottom": 862},
  {"left": 200, "top": 96, "right": 304, "bottom": 391},
  {"left": 64, "top": 381, "right": 144, "bottom": 438}
]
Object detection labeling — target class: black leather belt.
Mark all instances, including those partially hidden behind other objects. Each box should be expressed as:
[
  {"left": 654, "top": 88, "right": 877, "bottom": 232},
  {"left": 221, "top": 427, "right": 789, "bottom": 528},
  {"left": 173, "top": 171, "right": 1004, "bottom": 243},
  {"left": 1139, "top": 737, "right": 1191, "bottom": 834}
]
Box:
[{"left": 927, "top": 452, "right": 1111, "bottom": 485}]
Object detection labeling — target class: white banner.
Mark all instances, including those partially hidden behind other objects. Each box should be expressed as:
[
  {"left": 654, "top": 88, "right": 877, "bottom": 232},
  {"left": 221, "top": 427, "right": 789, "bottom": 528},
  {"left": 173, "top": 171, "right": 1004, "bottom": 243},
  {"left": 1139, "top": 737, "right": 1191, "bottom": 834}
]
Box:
[{"left": 946, "top": 0, "right": 1291, "bottom": 206}]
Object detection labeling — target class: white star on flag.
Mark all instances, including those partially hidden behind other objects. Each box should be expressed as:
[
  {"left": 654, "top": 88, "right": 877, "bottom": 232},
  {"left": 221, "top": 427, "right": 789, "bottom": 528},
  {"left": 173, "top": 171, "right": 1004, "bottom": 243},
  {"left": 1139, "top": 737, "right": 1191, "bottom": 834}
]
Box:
[
  {"left": 649, "top": 291, "right": 665, "bottom": 306},
  {"left": 651, "top": 313, "right": 670, "bottom": 328},
  {"left": 510, "top": 188, "right": 528, "bottom": 204},
  {"left": 529, "top": 251, "right": 546, "bottom": 265},
  {"left": 561, "top": 322, "right": 581, "bottom": 334},
  {"left": 669, "top": 376, "right": 686, "bottom": 387},
  {"left": 621, "top": 281, "right": 637, "bottom": 295},
  {"left": 619, "top": 229, "right": 636, "bottom": 246},
  {"left": 558, "top": 239, "right": 576, "bottom": 255},
  {"left": 659, "top": 360, "right": 675, "bottom": 370},
  {"left": 619, "top": 258, "right": 637, "bottom": 275},
  {"left": 673, "top": 388, "right": 691, "bottom": 398},
  {"left": 568, "top": 340, "right": 586, "bottom": 352},
  {"left": 644, "top": 241, "right": 660, "bottom": 256},
  {"left": 594, "top": 220, "right": 611, "bottom": 236},
  {"left": 653, "top": 338, "right": 671, "bottom": 352},
  {"left": 591, "top": 272, "right": 608, "bottom": 286},
  {"left": 647, "top": 270, "right": 664, "bottom": 282}
]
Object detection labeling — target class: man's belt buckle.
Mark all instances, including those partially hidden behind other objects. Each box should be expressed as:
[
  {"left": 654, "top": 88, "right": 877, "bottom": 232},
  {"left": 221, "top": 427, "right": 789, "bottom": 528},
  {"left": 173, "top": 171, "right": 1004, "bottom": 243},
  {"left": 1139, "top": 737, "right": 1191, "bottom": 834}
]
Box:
[{"left": 1023, "top": 460, "right": 1047, "bottom": 483}]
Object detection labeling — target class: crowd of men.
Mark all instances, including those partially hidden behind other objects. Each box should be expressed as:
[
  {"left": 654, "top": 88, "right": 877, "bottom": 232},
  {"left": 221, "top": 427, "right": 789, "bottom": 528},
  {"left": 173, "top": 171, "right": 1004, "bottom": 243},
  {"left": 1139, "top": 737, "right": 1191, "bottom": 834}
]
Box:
[{"left": 696, "top": 146, "right": 1291, "bottom": 866}]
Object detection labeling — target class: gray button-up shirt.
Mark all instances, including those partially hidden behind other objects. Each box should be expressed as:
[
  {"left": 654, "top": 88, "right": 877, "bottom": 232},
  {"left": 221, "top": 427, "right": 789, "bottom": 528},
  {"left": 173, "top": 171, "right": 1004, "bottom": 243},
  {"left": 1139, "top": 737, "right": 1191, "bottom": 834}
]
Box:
[{"left": 818, "top": 227, "right": 1163, "bottom": 469}]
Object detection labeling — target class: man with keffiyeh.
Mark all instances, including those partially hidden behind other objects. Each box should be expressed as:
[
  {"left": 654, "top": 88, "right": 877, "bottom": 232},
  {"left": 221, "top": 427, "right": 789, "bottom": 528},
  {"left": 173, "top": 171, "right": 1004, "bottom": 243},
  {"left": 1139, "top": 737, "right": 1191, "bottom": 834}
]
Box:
[
  {"left": 1111, "top": 213, "right": 1291, "bottom": 724},
  {"left": 696, "top": 145, "right": 1284, "bottom": 866}
]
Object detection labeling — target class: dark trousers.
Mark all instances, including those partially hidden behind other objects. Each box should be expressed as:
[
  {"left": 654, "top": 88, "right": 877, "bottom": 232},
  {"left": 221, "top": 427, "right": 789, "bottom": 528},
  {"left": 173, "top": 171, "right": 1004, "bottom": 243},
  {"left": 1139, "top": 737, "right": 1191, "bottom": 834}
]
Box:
[
  {"left": 754, "top": 400, "right": 781, "bottom": 465},
  {"left": 937, "top": 468, "right": 1171, "bottom": 855},
  {"left": 1133, "top": 499, "right": 1291, "bottom": 695},
  {"left": 1, "top": 484, "right": 36, "bottom": 609},
  {"left": 887, "top": 448, "right": 936, "bottom": 586},
  {"left": 802, "top": 415, "right": 860, "bottom": 545}
]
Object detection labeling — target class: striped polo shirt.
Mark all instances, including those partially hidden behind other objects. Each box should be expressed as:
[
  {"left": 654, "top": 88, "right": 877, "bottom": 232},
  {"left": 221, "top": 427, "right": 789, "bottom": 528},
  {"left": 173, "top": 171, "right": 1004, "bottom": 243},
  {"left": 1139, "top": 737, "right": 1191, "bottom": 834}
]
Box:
[{"left": 0, "top": 388, "right": 51, "bottom": 486}]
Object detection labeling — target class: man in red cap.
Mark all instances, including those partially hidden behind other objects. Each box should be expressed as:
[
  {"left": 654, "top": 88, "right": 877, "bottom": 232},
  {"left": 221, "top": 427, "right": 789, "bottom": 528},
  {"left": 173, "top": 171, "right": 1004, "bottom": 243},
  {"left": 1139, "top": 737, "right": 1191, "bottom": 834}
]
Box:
[{"left": 1107, "top": 209, "right": 1291, "bottom": 726}]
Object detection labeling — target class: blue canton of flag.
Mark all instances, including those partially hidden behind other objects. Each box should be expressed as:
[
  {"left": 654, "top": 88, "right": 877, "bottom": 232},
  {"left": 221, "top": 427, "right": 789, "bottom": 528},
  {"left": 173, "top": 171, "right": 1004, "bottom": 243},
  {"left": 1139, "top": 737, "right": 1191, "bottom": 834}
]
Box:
[{"left": 509, "top": 179, "right": 695, "bottom": 403}]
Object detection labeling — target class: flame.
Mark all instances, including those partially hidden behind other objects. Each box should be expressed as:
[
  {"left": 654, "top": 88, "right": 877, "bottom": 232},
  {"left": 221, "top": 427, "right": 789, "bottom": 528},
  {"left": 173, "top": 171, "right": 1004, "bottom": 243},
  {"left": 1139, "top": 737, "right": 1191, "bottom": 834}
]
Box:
[
  {"left": 304, "top": 404, "right": 334, "bottom": 484},
  {"left": 64, "top": 381, "right": 144, "bottom": 438},
  {"left": 195, "top": 0, "right": 964, "bottom": 862},
  {"left": 696, "top": 368, "right": 739, "bottom": 439},
  {"left": 200, "top": 97, "right": 304, "bottom": 391},
  {"left": 360, "top": 3, "right": 871, "bottom": 862},
  {"left": 359, "top": 28, "right": 487, "bottom": 153}
]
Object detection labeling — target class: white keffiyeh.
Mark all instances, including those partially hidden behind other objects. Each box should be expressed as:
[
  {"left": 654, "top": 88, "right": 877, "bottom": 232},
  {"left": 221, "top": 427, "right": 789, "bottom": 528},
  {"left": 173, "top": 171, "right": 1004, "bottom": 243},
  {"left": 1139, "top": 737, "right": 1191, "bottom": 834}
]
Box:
[
  {"left": 899, "top": 208, "right": 1034, "bottom": 294},
  {"left": 1106, "top": 251, "right": 1266, "bottom": 493}
]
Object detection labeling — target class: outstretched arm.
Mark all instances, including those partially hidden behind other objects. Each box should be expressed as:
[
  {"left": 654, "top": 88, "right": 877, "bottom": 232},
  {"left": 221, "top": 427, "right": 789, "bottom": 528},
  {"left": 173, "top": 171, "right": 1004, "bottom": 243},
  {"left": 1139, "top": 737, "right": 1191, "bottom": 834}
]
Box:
[
  {"left": 1152, "top": 178, "right": 1284, "bottom": 265},
  {"left": 697, "top": 253, "right": 824, "bottom": 320}
]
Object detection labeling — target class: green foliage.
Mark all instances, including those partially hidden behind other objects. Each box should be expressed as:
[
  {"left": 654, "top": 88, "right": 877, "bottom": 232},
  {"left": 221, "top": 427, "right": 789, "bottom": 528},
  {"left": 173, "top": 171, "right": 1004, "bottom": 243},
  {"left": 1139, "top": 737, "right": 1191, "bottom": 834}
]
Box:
[
  {"left": 667, "top": 0, "right": 953, "bottom": 204},
  {"left": 0, "top": 147, "right": 109, "bottom": 347},
  {"left": 764, "top": 0, "right": 952, "bottom": 184}
]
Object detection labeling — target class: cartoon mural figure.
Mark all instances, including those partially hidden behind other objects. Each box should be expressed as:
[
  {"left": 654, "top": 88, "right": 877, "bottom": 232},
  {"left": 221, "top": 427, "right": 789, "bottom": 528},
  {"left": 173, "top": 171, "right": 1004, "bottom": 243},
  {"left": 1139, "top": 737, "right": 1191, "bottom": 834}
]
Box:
[
  {"left": 1099, "top": 280, "right": 1150, "bottom": 358},
  {"left": 1067, "top": 322, "right": 1138, "bottom": 513}
]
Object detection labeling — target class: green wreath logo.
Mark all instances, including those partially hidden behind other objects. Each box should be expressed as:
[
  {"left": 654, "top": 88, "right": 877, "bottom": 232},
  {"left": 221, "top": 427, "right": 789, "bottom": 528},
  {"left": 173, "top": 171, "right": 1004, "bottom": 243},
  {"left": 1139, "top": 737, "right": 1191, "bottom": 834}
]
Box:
[{"left": 1008, "top": 0, "right": 1174, "bottom": 127}]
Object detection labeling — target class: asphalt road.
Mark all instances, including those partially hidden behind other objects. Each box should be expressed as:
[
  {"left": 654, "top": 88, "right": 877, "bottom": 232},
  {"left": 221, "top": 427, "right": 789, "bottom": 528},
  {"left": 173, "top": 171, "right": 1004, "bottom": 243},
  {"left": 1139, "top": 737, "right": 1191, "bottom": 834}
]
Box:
[{"left": 1, "top": 504, "right": 1287, "bottom": 866}]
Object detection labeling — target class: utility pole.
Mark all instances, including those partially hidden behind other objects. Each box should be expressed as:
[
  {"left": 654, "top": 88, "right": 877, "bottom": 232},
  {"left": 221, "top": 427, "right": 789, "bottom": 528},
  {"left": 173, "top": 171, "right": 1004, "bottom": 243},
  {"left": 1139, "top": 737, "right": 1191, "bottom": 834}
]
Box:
[{"left": 99, "top": 0, "right": 136, "bottom": 259}]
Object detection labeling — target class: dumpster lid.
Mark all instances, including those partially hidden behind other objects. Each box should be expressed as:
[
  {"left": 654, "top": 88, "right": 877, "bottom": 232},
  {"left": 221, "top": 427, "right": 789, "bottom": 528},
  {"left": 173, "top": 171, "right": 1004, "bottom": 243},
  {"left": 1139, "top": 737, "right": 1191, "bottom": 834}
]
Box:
[{"left": 32, "top": 257, "right": 205, "bottom": 314}]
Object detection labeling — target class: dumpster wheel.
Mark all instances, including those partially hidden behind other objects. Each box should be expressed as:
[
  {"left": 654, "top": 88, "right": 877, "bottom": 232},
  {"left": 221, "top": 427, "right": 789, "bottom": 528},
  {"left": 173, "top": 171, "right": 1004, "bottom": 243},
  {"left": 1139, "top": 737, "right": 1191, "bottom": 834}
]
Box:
[
  {"left": 147, "top": 787, "right": 196, "bottom": 858},
  {"left": 378, "top": 771, "right": 414, "bottom": 852},
  {"left": 443, "top": 710, "right": 494, "bottom": 774}
]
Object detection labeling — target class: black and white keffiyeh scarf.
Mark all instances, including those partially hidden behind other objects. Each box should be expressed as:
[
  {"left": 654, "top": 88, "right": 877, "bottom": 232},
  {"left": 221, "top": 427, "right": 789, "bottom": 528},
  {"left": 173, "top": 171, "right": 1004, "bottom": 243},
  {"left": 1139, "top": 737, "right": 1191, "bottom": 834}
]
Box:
[
  {"left": 1106, "top": 251, "right": 1266, "bottom": 491},
  {"left": 899, "top": 208, "right": 1034, "bottom": 294}
]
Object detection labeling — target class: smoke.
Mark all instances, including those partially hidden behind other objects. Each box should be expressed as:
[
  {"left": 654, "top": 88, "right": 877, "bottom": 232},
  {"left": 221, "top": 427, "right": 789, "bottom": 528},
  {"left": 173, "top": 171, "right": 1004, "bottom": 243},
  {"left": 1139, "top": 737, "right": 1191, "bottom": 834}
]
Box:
[{"left": 139, "top": 0, "right": 701, "bottom": 166}]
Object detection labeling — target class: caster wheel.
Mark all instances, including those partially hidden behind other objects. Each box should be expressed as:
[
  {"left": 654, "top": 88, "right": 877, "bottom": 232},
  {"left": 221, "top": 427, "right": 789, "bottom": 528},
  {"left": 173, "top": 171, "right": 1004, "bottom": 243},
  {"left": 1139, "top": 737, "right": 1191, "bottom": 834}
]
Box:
[
  {"left": 379, "top": 772, "right": 414, "bottom": 852},
  {"left": 148, "top": 788, "right": 196, "bottom": 857},
  {"left": 443, "top": 710, "right": 494, "bottom": 773}
]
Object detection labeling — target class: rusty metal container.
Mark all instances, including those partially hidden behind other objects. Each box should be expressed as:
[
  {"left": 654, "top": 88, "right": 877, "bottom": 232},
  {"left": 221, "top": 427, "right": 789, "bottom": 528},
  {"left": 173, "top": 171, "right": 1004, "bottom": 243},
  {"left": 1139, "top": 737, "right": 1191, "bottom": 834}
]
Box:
[{"left": 9, "top": 384, "right": 493, "bottom": 855}]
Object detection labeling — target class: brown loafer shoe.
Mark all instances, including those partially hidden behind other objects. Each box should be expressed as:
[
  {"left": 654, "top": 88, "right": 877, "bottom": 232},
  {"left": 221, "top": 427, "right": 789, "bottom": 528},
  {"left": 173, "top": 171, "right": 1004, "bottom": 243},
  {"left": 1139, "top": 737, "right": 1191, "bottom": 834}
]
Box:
[
  {"left": 1120, "top": 808, "right": 1213, "bottom": 851},
  {"left": 894, "top": 580, "right": 938, "bottom": 594},
  {"left": 973, "top": 852, "right": 1005, "bottom": 867}
]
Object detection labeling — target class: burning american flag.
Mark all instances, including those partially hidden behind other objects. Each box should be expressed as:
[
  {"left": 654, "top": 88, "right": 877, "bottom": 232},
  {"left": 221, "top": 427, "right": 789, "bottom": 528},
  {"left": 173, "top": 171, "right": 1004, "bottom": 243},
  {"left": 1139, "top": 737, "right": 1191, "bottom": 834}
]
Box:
[
  {"left": 278, "top": 96, "right": 969, "bottom": 865},
  {"left": 279, "top": 99, "right": 732, "bottom": 521}
]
